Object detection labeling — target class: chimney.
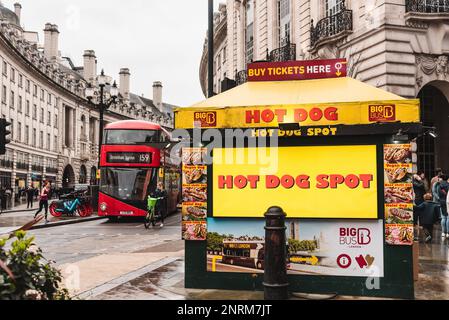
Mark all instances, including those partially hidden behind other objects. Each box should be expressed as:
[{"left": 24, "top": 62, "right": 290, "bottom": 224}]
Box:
[
  {"left": 119, "top": 68, "right": 130, "bottom": 100},
  {"left": 43, "top": 23, "right": 59, "bottom": 60},
  {"left": 83, "top": 50, "right": 97, "bottom": 84},
  {"left": 14, "top": 3, "right": 21, "bottom": 24},
  {"left": 153, "top": 81, "right": 163, "bottom": 111}
]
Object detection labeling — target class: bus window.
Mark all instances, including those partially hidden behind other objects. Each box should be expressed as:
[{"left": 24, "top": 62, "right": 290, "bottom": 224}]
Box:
[{"left": 104, "top": 130, "right": 160, "bottom": 145}]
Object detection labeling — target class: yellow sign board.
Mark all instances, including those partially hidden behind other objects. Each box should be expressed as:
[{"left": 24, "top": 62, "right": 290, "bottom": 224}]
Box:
[
  {"left": 175, "top": 100, "right": 420, "bottom": 129},
  {"left": 212, "top": 146, "right": 378, "bottom": 219}
]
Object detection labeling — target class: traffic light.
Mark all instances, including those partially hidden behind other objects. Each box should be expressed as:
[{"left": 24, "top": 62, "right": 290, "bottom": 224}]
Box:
[{"left": 0, "top": 118, "right": 11, "bottom": 155}]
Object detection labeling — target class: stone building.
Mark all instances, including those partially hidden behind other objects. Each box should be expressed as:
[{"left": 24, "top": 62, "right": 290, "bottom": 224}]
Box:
[
  {"left": 0, "top": 3, "right": 175, "bottom": 208},
  {"left": 200, "top": 0, "right": 449, "bottom": 177}
]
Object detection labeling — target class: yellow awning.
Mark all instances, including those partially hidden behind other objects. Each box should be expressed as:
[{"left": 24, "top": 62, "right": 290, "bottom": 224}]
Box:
[
  {"left": 175, "top": 77, "right": 420, "bottom": 129},
  {"left": 185, "top": 77, "right": 405, "bottom": 109}
]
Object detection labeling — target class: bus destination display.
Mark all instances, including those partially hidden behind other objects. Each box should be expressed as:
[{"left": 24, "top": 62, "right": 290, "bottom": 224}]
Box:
[{"left": 106, "top": 152, "right": 152, "bottom": 164}]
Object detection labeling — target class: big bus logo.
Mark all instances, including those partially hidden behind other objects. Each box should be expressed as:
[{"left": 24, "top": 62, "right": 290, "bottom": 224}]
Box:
[
  {"left": 194, "top": 112, "right": 217, "bottom": 128},
  {"left": 339, "top": 228, "right": 372, "bottom": 246},
  {"left": 369, "top": 104, "right": 396, "bottom": 122}
]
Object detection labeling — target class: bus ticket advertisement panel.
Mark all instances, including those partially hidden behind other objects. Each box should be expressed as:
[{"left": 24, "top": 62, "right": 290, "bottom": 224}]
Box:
[
  {"left": 206, "top": 218, "right": 384, "bottom": 277},
  {"left": 213, "top": 145, "right": 378, "bottom": 219}
]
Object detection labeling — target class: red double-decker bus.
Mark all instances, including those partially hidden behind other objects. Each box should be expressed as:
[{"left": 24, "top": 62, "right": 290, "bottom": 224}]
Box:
[{"left": 98, "top": 120, "right": 181, "bottom": 221}]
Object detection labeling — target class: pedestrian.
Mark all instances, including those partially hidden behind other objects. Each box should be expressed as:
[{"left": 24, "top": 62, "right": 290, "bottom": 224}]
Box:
[
  {"left": 431, "top": 168, "right": 443, "bottom": 192},
  {"left": 152, "top": 182, "right": 167, "bottom": 228},
  {"left": 413, "top": 171, "right": 427, "bottom": 206},
  {"left": 439, "top": 174, "right": 449, "bottom": 239},
  {"left": 34, "top": 182, "right": 51, "bottom": 223},
  {"left": 419, "top": 194, "right": 441, "bottom": 243},
  {"left": 26, "top": 184, "right": 35, "bottom": 209}
]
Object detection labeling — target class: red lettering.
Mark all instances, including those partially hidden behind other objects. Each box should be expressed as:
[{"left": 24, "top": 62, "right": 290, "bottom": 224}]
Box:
[
  {"left": 316, "top": 175, "right": 329, "bottom": 189},
  {"left": 266, "top": 175, "right": 280, "bottom": 189},
  {"left": 324, "top": 107, "right": 338, "bottom": 121},
  {"left": 294, "top": 109, "right": 308, "bottom": 122},
  {"left": 296, "top": 175, "right": 310, "bottom": 189},
  {"left": 261, "top": 110, "right": 275, "bottom": 123},
  {"left": 281, "top": 175, "right": 295, "bottom": 189},
  {"left": 218, "top": 176, "right": 233, "bottom": 189},
  {"left": 247, "top": 175, "right": 260, "bottom": 189},
  {"left": 309, "top": 108, "right": 323, "bottom": 121},
  {"left": 234, "top": 175, "right": 248, "bottom": 189},
  {"left": 345, "top": 174, "right": 360, "bottom": 189},
  {"left": 246, "top": 110, "right": 260, "bottom": 124},
  {"left": 359, "top": 174, "right": 374, "bottom": 188},
  {"left": 274, "top": 109, "right": 287, "bottom": 123},
  {"left": 330, "top": 175, "right": 345, "bottom": 188}
]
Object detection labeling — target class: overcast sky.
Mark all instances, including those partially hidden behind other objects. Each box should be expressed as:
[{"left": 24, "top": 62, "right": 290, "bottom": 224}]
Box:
[{"left": 3, "top": 0, "right": 220, "bottom": 106}]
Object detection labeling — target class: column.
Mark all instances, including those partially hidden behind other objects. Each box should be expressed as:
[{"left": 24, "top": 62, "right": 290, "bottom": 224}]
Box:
[{"left": 10, "top": 150, "right": 17, "bottom": 208}]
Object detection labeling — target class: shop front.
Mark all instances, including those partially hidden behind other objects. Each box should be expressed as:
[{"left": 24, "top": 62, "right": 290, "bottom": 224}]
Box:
[
  {"left": 175, "top": 59, "right": 421, "bottom": 299},
  {"left": 15, "top": 173, "right": 28, "bottom": 205}
]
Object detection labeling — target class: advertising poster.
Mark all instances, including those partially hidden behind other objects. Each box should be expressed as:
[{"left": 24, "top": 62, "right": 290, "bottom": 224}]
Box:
[
  {"left": 213, "top": 145, "right": 378, "bottom": 219},
  {"left": 182, "top": 148, "right": 208, "bottom": 241},
  {"left": 206, "top": 218, "right": 384, "bottom": 277},
  {"left": 383, "top": 144, "right": 414, "bottom": 246}
]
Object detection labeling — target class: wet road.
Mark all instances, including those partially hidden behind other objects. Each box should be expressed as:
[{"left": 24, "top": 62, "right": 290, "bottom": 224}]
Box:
[{"left": 11, "top": 212, "right": 449, "bottom": 300}]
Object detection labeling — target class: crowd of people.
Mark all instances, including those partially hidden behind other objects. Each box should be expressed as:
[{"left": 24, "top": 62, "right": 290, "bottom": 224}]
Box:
[{"left": 413, "top": 168, "right": 449, "bottom": 243}]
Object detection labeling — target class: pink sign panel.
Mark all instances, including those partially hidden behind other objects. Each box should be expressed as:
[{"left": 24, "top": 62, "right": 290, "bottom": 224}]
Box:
[{"left": 247, "top": 59, "right": 347, "bottom": 82}]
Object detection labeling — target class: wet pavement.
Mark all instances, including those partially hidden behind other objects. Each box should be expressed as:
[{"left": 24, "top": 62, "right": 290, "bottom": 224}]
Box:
[{"left": 9, "top": 211, "right": 449, "bottom": 300}]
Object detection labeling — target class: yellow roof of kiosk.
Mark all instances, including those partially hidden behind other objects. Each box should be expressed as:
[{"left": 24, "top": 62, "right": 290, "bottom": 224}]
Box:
[{"left": 175, "top": 77, "right": 420, "bottom": 129}]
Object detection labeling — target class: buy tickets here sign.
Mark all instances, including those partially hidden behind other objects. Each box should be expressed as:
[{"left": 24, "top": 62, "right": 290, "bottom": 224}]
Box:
[
  {"left": 213, "top": 145, "right": 378, "bottom": 219},
  {"left": 247, "top": 59, "right": 347, "bottom": 82}
]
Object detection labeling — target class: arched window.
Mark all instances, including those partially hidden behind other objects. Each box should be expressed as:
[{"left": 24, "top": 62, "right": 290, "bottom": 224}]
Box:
[{"left": 79, "top": 165, "right": 87, "bottom": 184}]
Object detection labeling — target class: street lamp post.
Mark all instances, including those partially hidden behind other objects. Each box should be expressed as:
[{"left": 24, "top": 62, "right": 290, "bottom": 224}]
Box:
[{"left": 85, "top": 69, "right": 119, "bottom": 182}]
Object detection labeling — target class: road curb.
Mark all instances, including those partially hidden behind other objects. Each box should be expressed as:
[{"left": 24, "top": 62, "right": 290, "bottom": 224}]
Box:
[{"left": 30, "top": 216, "right": 106, "bottom": 230}]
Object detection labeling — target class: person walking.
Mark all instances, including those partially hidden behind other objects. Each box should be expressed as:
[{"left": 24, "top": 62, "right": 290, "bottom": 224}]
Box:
[
  {"left": 34, "top": 182, "right": 51, "bottom": 223},
  {"left": 419, "top": 194, "right": 441, "bottom": 243},
  {"left": 26, "top": 184, "right": 35, "bottom": 209},
  {"left": 439, "top": 175, "right": 449, "bottom": 239},
  {"left": 431, "top": 168, "right": 443, "bottom": 192}
]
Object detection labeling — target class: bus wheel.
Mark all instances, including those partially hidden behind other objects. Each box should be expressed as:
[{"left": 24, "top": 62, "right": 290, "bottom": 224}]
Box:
[
  {"left": 108, "top": 217, "right": 119, "bottom": 223},
  {"left": 257, "top": 262, "right": 263, "bottom": 270}
]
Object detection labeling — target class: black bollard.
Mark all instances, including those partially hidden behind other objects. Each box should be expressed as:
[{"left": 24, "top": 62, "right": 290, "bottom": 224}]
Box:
[{"left": 263, "top": 206, "right": 289, "bottom": 300}]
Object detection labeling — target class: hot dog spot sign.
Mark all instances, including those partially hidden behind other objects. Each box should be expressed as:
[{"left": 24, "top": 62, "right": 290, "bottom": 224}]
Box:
[{"left": 213, "top": 145, "right": 378, "bottom": 219}]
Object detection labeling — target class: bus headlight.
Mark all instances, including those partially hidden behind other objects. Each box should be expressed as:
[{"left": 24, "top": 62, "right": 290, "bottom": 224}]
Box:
[{"left": 100, "top": 203, "right": 107, "bottom": 212}]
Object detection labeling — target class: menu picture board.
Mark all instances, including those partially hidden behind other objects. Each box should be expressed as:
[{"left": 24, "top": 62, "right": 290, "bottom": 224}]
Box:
[
  {"left": 383, "top": 144, "right": 414, "bottom": 246},
  {"left": 182, "top": 148, "right": 208, "bottom": 241}
]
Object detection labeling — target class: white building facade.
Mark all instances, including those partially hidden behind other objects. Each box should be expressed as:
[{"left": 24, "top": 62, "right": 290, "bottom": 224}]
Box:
[
  {"left": 200, "top": 0, "right": 449, "bottom": 177},
  {"left": 0, "top": 3, "right": 175, "bottom": 208}
]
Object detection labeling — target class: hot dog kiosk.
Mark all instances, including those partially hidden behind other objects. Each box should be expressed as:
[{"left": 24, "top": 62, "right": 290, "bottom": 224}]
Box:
[{"left": 176, "top": 59, "right": 421, "bottom": 299}]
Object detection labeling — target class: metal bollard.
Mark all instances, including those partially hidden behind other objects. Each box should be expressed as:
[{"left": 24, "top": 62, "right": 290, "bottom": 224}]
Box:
[{"left": 263, "top": 206, "right": 289, "bottom": 300}]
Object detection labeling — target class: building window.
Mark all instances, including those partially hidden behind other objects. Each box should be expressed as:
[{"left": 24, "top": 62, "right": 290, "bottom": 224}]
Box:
[
  {"left": 33, "top": 84, "right": 38, "bottom": 97},
  {"left": 54, "top": 135, "right": 58, "bottom": 152},
  {"left": 33, "top": 105, "right": 37, "bottom": 120},
  {"left": 18, "top": 74, "right": 23, "bottom": 88},
  {"left": 17, "top": 122, "right": 21, "bottom": 142},
  {"left": 26, "top": 79, "right": 30, "bottom": 93},
  {"left": 39, "top": 131, "right": 43, "bottom": 149},
  {"left": 278, "top": 0, "right": 291, "bottom": 46},
  {"left": 10, "top": 68, "right": 15, "bottom": 83},
  {"left": 47, "top": 133, "right": 51, "bottom": 151},
  {"left": 25, "top": 125, "right": 29, "bottom": 144},
  {"left": 26, "top": 100, "right": 30, "bottom": 116},
  {"left": 41, "top": 89, "right": 45, "bottom": 101},
  {"left": 32, "top": 129, "right": 36, "bottom": 147},
  {"left": 10, "top": 91, "right": 14, "bottom": 109},
  {"left": 18, "top": 96, "right": 22, "bottom": 113},
  {"left": 54, "top": 114, "right": 58, "bottom": 128},
  {"left": 2, "top": 85, "right": 6, "bottom": 104},
  {"left": 47, "top": 111, "right": 51, "bottom": 126},
  {"left": 2, "top": 61, "right": 7, "bottom": 77},
  {"left": 48, "top": 93, "right": 52, "bottom": 105},
  {"left": 40, "top": 108, "right": 44, "bottom": 123},
  {"left": 246, "top": 0, "right": 254, "bottom": 64}
]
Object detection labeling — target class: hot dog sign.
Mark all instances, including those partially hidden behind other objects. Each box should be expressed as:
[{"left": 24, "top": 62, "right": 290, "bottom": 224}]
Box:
[{"left": 213, "top": 145, "right": 379, "bottom": 219}]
